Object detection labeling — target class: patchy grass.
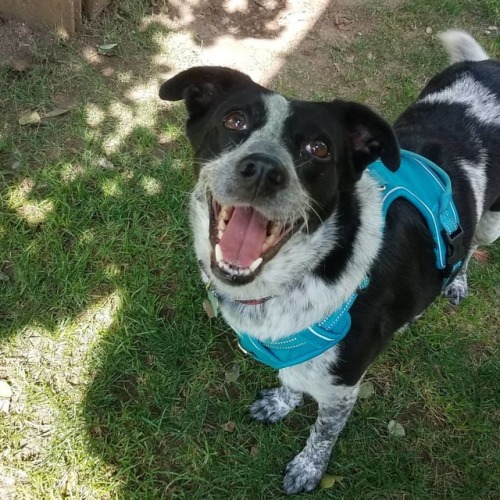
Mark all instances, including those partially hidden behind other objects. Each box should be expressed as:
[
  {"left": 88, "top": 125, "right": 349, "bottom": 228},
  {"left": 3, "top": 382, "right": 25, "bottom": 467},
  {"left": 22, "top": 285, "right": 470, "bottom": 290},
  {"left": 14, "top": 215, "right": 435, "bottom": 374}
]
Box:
[{"left": 1, "top": 0, "right": 499, "bottom": 498}]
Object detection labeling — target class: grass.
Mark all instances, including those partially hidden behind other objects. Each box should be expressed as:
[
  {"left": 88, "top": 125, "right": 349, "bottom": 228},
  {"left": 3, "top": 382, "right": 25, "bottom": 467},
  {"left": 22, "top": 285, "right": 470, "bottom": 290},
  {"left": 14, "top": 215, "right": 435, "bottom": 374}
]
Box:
[{"left": 1, "top": 0, "right": 499, "bottom": 498}]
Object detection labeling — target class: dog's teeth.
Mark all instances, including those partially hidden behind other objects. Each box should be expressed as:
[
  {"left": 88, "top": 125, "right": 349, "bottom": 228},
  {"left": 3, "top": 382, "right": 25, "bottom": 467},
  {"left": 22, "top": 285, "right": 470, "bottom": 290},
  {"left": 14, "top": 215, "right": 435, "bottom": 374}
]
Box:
[
  {"left": 219, "top": 261, "right": 230, "bottom": 272},
  {"left": 220, "top": 205, "right": 233, "bottom": 221},
  {"left": 218, "top": 219, "right": 227, "bottom": 231},
  {"left": 215, "top": 244, "right": 223, "bottom": 263},
  {"left": 249, "top": 257, "right": 263, "bottom": 273},
  {"left": 242, "top": 268, "right": 251, "bottom": 276},
  {"left": 218, "top": 230, "right": 224, "bottom": 240},
  {"left": 265, "top": 234, "right": 277, "bottom": 246},
  {"left": 262, "top": 243, "right": 270, "bottom": 253},
  {"left": 269, "top": 223, "right": 282, "bottom": 235}
]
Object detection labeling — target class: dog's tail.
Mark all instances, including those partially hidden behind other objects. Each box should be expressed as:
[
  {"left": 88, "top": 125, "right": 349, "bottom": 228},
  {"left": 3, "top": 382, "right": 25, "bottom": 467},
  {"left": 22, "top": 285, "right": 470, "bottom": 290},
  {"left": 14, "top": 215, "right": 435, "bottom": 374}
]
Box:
[{"left": 438, "top": 30, "right": 489, "bottom": 63}]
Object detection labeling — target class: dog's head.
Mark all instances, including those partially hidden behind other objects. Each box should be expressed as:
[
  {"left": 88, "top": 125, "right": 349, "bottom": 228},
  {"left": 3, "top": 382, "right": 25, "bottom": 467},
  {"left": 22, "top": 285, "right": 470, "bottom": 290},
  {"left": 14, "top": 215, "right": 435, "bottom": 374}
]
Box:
[{"left": 160, "top": 67, "right": 400, "bottom": 297}]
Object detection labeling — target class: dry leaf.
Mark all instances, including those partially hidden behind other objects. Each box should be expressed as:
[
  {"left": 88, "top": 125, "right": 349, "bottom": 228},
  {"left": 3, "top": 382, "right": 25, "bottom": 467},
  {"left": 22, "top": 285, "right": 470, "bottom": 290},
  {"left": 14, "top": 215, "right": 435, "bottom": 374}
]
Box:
[
  {"left": 19, "top": 111, "right": 41, "bottom": 126},
  {"left": 203, "top": 299, "right": 216, "bottom": 319},
  {"left": 345, "top": 55, "right": 355, "bottom": 64},
  {"left": 98, "top": 157, "right": 115, "bottom": 170},
  {"left": 388, "top": 419, "right": 406, "bottom": 437},
  {"left": 97, "top": 43, "right": 118, "bottom": 55},
  {"left": 225, "top": 364, "right": 240, "bottom": 383},
  {"left": 358, "top": 381, "right": 375, "bottom": 399},
  {"left": 335, "top": 15, "right": 354, "bottom": 31},
  {"left": 320, "top": 474, "right": 344, "bottom": 489},
  {"left": 222, "top": 421, "right": 236, "bottom": 432},
  {"left": 43, "top": 108, "right": 70, "bottom": 118},
  {"left": 473, "top": 249, "right": 489, "bottom": 263}
]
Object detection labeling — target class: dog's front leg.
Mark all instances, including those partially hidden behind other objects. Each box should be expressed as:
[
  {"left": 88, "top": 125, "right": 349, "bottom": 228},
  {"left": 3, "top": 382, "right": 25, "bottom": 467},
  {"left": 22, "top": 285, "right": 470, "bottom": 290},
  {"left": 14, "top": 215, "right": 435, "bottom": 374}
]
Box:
[
  {"left": 283, "top": 384, "right": 359, "bottom": 495},
  {"left": 250, "top": 385, "right": 303, "bottom": 423}
]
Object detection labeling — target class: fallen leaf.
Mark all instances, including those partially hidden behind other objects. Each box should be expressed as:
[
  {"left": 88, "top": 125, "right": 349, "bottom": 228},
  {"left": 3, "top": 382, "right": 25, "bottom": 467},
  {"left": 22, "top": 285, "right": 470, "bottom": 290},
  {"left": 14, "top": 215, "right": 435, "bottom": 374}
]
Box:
[
  {"left": 388, "top": 419, "right": 406, "bottom": 437},
  {"left": 426, "top": 26, "right": 433, "bottom": 34},
  {"left": 320, "top": 474, "right": 344, "bottom": 489},
  {"left": 203, "top": 299, "right": 216, "bottom": 319},
  {"left": 473, "top": 249, "right": 489, "bottom": 263},
  {"left": 19, "top": 111, "right": 41, "bottom": 126},
  {"left": 358, "top": 381, "right": 375, "bottom": 399},
  {"left": 206, "top": 290, "right": 219, "bottom": 318},
  {"left": 222, "top": 421, "right": 236, "bottom": 432},
  {"left": 98, "top": 157, "right": 115, "bottom": 170},
  {"left": 225, "top": 364, "right": 240, "bottom": 383},
  {"left": 345, "top": 55, "right": 355, "bottom": 64},
  {"left": 42, "top": 108, "right": 70, "bottom": 119},
  {"left": 250, "top": 445, "right": 259, "bottom": 455},
  {"left": 335, "top": 15, "right": 354, "bottom": 31},
  {"left": 97, "top": 43, "right": 118, "bottom": 55}
]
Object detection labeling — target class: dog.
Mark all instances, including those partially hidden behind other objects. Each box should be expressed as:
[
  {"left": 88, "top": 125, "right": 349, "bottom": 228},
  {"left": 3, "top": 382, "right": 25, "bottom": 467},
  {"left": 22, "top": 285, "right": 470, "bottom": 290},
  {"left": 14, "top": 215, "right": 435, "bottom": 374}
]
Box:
[{"left": 159, "top": 31, "right": 500, "bottom": 494}]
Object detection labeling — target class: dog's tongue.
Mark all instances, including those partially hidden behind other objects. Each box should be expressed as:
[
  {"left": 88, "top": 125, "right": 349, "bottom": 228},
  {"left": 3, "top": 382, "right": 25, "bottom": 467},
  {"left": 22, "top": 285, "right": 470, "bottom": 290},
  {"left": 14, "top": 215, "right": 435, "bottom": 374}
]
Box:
[{"left": 219, "top": 207, "right": 268, "bottom": 267}]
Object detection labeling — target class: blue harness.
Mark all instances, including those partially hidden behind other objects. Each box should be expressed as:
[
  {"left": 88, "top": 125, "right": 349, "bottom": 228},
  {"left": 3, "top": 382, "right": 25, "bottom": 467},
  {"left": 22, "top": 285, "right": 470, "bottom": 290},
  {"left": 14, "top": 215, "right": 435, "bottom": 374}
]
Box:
[{"left": 236, "top": 150, "right": 465, "bottom": 370}]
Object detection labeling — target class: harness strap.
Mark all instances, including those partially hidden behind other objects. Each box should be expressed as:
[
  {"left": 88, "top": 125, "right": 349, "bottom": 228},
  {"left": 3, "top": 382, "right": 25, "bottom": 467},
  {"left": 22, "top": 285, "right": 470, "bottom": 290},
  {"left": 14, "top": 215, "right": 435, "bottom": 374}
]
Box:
[
  {"left": 236, "top": 277, "right": 369, "bottom": 369},
  {"left": 367, "top": 149, "right": 464, "bottom": 276}
]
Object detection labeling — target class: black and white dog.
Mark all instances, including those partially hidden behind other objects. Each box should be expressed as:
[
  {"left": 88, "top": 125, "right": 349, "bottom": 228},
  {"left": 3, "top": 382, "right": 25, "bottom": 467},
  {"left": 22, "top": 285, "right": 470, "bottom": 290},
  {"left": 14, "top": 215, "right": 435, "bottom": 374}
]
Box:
[{"left": 159, "top": 31, "right": 500, "bottom": 494}]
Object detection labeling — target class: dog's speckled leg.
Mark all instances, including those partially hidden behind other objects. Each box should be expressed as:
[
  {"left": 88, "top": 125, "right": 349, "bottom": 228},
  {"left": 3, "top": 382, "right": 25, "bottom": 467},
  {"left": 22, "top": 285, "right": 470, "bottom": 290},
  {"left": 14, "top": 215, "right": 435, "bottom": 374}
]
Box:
[
  {"left": 250, "top": 386, "right": 303, "bottom": 423},
  {"left": 442, "top": 270, "right": 469, "bottom": 305},
  {"left": 443, "top": 210, "right": 500, "bottom": 305},
  {"left": 283, "top": 385, "right": 358, "bottom": 495}
]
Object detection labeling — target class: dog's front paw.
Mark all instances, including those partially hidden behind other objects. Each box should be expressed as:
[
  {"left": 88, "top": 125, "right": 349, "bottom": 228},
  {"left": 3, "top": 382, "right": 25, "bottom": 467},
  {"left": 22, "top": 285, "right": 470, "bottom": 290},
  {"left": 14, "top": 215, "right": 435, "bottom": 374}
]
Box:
[
  {"left": 442, "top": 274, "right": 468, "bottom": 305},
  {"left": 283, "top": 450, "right": 325, "bottom": 494},
  {"left": 249, "top": 387, "right": 302, "bottom": 424}
]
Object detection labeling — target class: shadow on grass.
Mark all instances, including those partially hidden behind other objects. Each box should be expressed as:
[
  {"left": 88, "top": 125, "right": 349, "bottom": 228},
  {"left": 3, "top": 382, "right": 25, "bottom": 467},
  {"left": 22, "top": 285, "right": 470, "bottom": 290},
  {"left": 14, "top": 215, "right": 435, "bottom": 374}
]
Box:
[{"left": 0, "top": 0, "right": 499, "bottom": 497}]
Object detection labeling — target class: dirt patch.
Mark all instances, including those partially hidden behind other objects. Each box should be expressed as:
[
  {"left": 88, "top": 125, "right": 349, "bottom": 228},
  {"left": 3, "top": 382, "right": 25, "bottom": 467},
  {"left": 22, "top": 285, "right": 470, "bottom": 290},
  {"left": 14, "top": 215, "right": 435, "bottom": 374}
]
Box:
[{"left": 0, "top": 17, "right": 54, "bottom": 68}]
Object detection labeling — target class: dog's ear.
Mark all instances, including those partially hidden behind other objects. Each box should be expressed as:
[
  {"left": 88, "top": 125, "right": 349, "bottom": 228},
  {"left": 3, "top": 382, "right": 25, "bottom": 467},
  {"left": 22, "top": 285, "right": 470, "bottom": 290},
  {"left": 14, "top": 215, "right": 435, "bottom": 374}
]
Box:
[
  {"left": 159, "top": 66, "right": 256, "bottom": 119},
  {"left": 332, "top": 100, "right": 400, "bottom": 179}
]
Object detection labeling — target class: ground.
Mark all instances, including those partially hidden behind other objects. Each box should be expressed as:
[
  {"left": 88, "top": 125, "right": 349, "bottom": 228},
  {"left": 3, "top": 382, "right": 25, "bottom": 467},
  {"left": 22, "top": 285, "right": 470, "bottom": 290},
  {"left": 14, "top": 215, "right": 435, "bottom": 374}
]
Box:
[{"left": 0, "top": 0, "right": 499, "bottom": 498}]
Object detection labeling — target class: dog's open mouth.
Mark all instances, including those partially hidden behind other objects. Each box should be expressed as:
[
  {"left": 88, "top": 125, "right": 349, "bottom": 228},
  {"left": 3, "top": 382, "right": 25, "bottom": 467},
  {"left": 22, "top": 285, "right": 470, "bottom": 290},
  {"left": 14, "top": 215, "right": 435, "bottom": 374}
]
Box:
[{"left": 209, "top": 198, "right": 298, "bottom": 284}]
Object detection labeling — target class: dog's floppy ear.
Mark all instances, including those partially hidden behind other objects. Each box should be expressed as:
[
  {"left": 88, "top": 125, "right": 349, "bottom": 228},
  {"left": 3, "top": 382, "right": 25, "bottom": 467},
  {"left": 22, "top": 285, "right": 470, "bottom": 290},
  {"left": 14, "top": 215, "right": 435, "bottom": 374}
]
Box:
[
  {"left": 159, "top": 66, "right": 255, "bottom": 119},
  {"left": 332, "top": 100, "right": 400, "bottom": 176}
]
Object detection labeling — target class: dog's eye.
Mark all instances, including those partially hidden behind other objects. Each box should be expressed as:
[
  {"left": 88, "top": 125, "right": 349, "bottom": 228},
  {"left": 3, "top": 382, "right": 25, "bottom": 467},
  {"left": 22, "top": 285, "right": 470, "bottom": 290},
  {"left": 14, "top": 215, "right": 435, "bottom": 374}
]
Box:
[
  {"left": 223, "top": 111, "right": 248, "bottom": 131},
  {"left": 305, "top": 140, "right": 330, "bottom": 159}
]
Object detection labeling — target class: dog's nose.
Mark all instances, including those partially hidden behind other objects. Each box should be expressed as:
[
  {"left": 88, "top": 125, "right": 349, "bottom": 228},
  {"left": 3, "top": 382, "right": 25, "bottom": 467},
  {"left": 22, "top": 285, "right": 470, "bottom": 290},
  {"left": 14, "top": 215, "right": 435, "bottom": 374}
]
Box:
[{"left": 238, "top": 154, "right": 288, "bottom": 190}]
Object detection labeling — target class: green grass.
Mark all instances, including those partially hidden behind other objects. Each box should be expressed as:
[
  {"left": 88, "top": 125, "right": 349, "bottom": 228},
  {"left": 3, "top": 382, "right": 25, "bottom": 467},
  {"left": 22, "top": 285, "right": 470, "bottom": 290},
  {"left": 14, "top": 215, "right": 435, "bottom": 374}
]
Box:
[{"left": 1, "top": 0, "right": 499, "bottom": 498}]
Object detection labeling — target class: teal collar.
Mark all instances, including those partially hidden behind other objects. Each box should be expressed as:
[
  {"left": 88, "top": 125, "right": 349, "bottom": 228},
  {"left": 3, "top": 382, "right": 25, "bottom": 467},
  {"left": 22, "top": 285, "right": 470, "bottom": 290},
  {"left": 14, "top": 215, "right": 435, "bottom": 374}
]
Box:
[{"left": 233, "top": 150, "right": 465, "bottom": 370}]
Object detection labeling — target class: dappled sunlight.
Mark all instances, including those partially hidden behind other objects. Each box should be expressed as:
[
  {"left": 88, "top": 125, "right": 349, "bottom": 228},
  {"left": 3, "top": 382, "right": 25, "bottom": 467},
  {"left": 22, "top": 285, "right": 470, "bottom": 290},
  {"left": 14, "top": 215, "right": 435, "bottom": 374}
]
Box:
[
  {"left": 141, "top": 176, "right": 163, "bottom": 196},
  {"left": 224, "top": 0, "right": 250, "bottom": 15},
  {"left": 84, "top": 86, "right": 161, "bottom": 155},
  {"left": 68, "top": 290, "right": 123, "bottom": 345},
  {"left": 145, "top": 0, "right": 332, "bottom": 84},
  {"left": 78, "top": 229, "right": 95, "bottom": 245},
  {"left": 8, "top": 178, "right": 55, "bottom": 226},
  {"left": 101, "top": 177, "right": 123, "bottom": 197},
  {"left": 60, "top": 162, "right": 86, "bottom": 183},
  {"left": 103, "top": 263, "right": 121, "bottom": 279},
  {"left": 15, "top": 200, "right": 54, "bottom": 227},
  {"left": 85, "top": 103, "right": 106, "bottom": 127}
]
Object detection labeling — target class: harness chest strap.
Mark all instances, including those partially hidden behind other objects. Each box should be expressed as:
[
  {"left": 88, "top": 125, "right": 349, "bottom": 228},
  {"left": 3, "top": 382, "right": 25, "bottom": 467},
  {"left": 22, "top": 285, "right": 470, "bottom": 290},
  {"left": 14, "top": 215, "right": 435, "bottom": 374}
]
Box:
[{"left": 232, "top": 150, "right": 466, "bottom": 370}]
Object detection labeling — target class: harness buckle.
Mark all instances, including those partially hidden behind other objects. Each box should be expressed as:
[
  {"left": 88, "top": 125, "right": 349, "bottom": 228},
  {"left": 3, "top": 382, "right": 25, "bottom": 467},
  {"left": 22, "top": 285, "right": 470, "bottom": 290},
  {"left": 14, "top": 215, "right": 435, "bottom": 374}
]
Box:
[
  {"left": 237, "top": 343, "right": 249, "bottom": 355},
  {"left": 442, "top": 225, "right": 466, "bottom": 283}
]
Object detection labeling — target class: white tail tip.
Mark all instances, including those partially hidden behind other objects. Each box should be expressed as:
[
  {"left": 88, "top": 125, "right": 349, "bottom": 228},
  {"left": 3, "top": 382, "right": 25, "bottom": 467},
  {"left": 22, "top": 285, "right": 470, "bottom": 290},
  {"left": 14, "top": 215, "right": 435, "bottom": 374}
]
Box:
[{"left": 438, "top": 30, "right": 489, "bottom": 63}]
